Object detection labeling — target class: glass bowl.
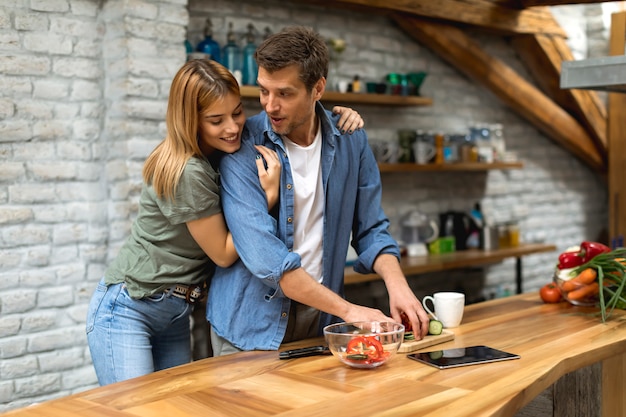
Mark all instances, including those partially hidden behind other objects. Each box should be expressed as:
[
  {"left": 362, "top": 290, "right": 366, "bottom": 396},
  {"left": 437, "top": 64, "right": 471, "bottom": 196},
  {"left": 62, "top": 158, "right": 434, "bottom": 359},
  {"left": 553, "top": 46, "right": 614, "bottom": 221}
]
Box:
[
  {"left": 323, "top": 321, "right": 404, "bottom": 369},
  {"left": 553, "top": 267, "right": 599, "bottom": 307}
]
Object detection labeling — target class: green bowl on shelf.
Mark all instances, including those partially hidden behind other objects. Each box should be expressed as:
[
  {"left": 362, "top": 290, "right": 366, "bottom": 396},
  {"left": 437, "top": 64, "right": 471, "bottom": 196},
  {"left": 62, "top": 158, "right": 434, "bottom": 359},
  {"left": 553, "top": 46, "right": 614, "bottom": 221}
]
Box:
[{"left": 407, "top": 72, "right": 428, "bottom": 96}]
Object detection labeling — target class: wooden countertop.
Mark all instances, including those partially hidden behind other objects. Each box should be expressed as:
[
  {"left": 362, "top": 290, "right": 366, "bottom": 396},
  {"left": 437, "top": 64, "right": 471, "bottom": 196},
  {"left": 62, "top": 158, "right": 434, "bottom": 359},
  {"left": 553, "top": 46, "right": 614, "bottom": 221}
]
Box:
[
  {"left": 345, "top": 242, "right": 557, "bottom": 285},
  {"left": 7, "top": 292, "right": 626, "bottom": 417}
]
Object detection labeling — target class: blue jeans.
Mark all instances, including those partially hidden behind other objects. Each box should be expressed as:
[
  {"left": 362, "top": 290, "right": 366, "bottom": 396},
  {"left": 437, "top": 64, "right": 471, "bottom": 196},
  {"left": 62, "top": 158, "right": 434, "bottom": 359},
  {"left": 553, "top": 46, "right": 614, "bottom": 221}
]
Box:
[{"left": 86, "top": 279, "right": 192, "bottom": 386}]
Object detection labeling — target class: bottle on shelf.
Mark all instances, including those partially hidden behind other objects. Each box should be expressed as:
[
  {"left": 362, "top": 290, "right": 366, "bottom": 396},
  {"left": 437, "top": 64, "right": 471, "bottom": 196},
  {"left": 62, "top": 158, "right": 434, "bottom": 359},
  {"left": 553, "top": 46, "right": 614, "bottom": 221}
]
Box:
[
  {"left": 434, "top": 132, "right": 444, "bottom": 164},
  {"left": 184, "top": 39, "right": 193, "bottom": 61},
  {"left": 196, "top": 18, "right": 221, "bottom": 63},
  {"left": 242, "top": 23, "right": 258, "bottom": 86},
  {"left": 222, "top": 22, "right": 242, "bottom": 75}
]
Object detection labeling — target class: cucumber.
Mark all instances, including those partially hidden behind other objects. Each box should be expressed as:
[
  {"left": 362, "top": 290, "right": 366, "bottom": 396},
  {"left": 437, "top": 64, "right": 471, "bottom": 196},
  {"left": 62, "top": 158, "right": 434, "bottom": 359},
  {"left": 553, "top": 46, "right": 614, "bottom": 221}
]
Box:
[
  {"left": 346, "top": 353, "right": 369, "bottom": 361},
  {"left": 428, "top": 319, "right": 443, "bottom": 335}
]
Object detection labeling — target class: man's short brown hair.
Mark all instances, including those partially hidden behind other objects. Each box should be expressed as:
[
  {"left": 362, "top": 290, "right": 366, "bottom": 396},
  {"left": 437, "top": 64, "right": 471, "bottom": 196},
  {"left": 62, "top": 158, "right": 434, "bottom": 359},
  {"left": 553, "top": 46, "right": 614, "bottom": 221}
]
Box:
[{"left": 254, "top": 26, "right": 329, "bottom": 91}]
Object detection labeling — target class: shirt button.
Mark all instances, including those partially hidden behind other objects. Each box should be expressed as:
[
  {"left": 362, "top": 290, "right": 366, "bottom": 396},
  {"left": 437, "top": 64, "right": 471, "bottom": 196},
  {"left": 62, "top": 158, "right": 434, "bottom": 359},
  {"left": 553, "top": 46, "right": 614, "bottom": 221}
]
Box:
[
  {"left": 281, "top": 312, "right": 287, "bottom": 318},
  {"left": 287, "top": 217, "right": 292, "bottom": 223},
  {"left": 286, "top": 184, "right": 292, "bottom": 190}
]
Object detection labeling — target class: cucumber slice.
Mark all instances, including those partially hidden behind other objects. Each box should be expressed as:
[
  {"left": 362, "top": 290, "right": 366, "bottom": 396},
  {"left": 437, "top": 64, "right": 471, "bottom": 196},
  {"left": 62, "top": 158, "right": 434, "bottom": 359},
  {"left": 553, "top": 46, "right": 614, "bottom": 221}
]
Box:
[
  {"left": 346, "top": 353, "right": 369, "bottom": 361},
  {"left": 428, "top": 319, "right": 443, "bottom": 335}
]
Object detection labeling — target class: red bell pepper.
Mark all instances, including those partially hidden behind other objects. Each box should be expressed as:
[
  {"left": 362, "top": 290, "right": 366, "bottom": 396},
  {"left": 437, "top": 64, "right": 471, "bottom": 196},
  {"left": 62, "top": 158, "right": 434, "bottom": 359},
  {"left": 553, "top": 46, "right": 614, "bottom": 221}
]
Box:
[
  {"left": 558, "top": 251, "right": 584, "bottom": 269},
  {"left": 345, "top": 335, "right": 389, "bottom": 364},
  {"left": 580, "top": 241, "right": 611, "bottom": 264}
]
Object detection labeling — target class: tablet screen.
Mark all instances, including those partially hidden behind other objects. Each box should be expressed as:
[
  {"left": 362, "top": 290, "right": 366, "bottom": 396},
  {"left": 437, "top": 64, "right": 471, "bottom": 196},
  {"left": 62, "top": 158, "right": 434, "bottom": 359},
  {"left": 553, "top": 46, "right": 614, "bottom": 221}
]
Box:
[{"left": 407, "top": 345, "right": 520, "bottom": 369}]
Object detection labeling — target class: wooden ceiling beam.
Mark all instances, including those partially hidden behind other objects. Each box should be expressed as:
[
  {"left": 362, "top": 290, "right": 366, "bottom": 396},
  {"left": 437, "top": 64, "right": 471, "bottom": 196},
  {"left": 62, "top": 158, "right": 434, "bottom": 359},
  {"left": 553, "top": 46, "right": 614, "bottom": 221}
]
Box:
[
  {"left": 495, "top": 0, "right": 613, "bottom": 7},
  {"left": 393, "top": 13, "right": 605, "bottom": 172},
  {"left": 291, "top": 0, "right": 568, "bottom": 36},
  {"left": 511, "top": 34, "right": 607, "bottom": 162}
]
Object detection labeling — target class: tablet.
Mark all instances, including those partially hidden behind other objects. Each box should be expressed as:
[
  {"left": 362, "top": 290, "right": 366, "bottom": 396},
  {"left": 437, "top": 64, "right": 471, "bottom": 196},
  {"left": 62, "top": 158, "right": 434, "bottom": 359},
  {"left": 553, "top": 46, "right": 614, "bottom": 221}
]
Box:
[{"left": 407, "top": 345, "right": 520, "bottom": 369}]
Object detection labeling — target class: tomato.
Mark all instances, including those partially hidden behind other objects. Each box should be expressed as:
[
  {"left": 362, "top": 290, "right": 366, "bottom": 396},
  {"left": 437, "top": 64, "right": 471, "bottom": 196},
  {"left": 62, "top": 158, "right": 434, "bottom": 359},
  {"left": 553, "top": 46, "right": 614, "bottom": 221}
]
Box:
[
  {"left": 540, "top": 283, "right": 562, "bottom": 303},
  {"left": 400, "top": 312, "right": 412, "bottom": 332}
]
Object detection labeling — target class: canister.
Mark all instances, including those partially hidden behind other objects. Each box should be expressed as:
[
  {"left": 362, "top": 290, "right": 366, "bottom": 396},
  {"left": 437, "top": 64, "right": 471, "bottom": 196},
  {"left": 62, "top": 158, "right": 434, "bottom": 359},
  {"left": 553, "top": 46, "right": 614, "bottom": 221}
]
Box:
[{"left": 481, "top": 225, "right": 499, "bottom": 250}]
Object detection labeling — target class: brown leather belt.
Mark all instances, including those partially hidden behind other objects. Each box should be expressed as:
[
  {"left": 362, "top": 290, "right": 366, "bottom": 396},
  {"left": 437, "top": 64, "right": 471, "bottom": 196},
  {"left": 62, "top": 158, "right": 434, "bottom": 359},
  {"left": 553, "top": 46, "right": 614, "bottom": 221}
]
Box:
[{"left": 169, "top": 283, "right": 205, "bottom": 304}]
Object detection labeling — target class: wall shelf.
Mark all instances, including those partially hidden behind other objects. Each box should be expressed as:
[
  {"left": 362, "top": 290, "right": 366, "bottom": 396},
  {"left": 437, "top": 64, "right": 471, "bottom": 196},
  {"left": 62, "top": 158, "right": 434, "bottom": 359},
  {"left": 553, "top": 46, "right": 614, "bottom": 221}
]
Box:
[
  {"left": 378, "top": 161, "right": 523, "bottom": 172},
  {"left": 239, "top": 86, "right": 432, "bottom": 107},
  {"left": 344, "top": 242, "right": 557, "bottom": 293}
]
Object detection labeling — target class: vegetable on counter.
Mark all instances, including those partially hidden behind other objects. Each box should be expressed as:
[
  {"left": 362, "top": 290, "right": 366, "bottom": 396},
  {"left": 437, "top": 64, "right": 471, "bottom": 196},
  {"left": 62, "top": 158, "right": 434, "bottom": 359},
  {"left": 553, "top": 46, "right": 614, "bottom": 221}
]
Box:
[
  {"left": 554, "top": 245, "right": 626, "bottom": 322},
  {"left": 540, "top": 283, "right": 562, "bottom": 303},
  {"left": 556, "top": 241, "right": 611, "bottom": 270},
  {"left": 428, "top": 319, "right": 443, "bottom": 335},
  {"left": 345, "top": 335, "right": 389, "bottom": 365},
  {"left": 561, "top": 268, "right": 597, "bottom": 292},
  {"left": 579, "top": 241, "right": 611, "bottom": 263}
]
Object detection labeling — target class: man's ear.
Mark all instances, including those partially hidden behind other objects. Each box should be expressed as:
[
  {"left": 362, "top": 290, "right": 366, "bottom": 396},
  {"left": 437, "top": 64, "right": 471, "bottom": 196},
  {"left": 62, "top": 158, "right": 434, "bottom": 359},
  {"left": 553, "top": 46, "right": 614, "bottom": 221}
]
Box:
[{"left": 313, "top": 77, "right": 326, "bottom": 101}]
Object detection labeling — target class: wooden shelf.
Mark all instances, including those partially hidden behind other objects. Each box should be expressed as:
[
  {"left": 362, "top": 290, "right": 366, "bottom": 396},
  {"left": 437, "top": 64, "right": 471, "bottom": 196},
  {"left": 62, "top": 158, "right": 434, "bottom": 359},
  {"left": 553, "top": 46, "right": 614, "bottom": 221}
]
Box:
[
  {"left": 344, "top": 242, "right": 556, "bottom": 286},
  {"left": 378, "top": 161, "right": 523, "bottom": 172},
  {"left": 239, "top": 86, "right": 432, "bottom": 106}
]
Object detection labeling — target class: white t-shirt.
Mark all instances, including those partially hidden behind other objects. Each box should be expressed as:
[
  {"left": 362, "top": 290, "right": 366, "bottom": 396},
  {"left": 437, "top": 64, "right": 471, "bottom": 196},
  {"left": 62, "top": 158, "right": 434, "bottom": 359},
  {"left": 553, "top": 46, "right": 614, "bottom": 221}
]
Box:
[{"left": 283, "top": 128, "right": 324, "bottom": 283}]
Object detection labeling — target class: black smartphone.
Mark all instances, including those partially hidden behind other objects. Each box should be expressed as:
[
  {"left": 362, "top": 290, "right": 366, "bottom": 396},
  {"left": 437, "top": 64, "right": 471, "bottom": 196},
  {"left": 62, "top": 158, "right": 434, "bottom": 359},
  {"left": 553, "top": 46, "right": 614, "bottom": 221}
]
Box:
[{"left": 407, "top": 345, "right": 520, "bottom": 369}]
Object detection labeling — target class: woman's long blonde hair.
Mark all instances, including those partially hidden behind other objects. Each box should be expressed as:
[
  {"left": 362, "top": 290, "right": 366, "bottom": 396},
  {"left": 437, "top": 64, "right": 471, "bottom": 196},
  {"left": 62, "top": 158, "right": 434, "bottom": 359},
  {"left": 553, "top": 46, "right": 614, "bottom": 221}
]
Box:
[{"left": 143, "top": 59, "right": 240, "bottom": 200}]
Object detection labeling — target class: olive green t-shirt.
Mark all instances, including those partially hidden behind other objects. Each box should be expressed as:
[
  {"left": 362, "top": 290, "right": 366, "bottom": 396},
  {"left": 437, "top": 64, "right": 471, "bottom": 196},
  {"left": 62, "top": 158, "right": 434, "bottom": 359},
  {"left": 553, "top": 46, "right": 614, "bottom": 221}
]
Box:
[{"left": 105, "top": 156, "right": 222, "bottom": 299}]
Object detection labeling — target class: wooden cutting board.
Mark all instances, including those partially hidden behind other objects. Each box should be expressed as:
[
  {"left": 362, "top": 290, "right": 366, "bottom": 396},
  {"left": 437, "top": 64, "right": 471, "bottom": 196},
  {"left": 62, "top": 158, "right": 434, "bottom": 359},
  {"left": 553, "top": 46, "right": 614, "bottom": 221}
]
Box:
[{"left": 398, "top": 330, "right": 455, "bottom": 353}]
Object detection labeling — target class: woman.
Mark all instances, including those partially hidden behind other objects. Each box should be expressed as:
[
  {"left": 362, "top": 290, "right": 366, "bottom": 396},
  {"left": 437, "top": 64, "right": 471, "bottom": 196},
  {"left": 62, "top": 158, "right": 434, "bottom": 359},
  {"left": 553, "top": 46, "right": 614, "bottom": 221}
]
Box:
[{"left": 86, "top": 59, "right": 363, "bottom": 385}]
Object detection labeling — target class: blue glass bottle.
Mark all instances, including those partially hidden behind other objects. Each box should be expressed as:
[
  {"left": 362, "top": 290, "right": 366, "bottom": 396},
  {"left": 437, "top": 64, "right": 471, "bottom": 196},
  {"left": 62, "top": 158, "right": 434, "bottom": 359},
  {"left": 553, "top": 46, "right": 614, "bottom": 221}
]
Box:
[
  {"left": 222, "top": 22, "right": 241, "bottom": 74},
  {"left": 242, "top": 24, "right": 258, "bottom": 86},
  {"left": 196, "top": 18, "right": 221, "bottom": 63}
]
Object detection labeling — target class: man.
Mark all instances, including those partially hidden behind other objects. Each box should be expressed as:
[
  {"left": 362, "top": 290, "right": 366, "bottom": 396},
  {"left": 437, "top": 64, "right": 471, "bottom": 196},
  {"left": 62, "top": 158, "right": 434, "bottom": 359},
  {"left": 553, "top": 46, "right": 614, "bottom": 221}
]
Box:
[{"left": 207, "top": 26, "right": 429, "bottom": 354}]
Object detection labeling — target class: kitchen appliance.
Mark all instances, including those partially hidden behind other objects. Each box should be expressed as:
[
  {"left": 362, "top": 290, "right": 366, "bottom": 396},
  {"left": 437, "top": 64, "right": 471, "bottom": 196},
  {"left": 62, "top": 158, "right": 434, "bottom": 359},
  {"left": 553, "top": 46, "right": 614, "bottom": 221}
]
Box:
[
  {"left": 439, "top": 211, "right": 481, "bottom": 251},
  {"left": 401, "top": 210, "right": 439, "bottom": 256}
]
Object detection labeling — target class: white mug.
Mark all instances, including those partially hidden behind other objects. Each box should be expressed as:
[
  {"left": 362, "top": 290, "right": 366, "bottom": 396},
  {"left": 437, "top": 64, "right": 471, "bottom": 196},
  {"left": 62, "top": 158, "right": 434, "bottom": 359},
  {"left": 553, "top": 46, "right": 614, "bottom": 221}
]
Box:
[
  {"left": 422, "top": 292, "right": 465, "bottom": 328},
  {"left": 413, "top": 141, "right": 436, "bottom": 164}
]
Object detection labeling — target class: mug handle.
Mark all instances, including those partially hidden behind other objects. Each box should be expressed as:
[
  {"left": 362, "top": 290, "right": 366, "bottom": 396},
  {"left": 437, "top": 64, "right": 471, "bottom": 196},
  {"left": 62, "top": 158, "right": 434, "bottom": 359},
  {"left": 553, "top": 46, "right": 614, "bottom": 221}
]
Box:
[
  {"left": 422, "top": 295, "right": 438, "bottom": 320},
  {"left": 426, "top": 144, "right": 437, "bottom": 160}
]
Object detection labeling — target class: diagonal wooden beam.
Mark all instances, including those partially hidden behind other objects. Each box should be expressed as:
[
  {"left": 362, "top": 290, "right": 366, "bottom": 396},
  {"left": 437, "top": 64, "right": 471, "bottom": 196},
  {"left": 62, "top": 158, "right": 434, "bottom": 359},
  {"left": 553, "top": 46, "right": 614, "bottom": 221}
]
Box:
[
  {"left": 289, "top": 0, "right": 567, "bottom": 36},
  {"left": 511, "top": 34, "right": 607, "bottom": 163},
  {"left": 495, "top": 0, "right": 612, "bottom": 7},
  {"left": 393, "top": 13, "right": 605, "bottom": 173},
  {"left": 608, "top": 11, "right": 626, "bottom": 243}
]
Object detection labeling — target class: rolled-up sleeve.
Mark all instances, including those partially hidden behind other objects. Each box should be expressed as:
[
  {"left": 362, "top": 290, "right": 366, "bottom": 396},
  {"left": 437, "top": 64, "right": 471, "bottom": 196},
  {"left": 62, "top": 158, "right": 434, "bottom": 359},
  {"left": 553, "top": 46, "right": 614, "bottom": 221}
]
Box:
[{"left": 219, "top": 129, "right": 301, "bottom": 294}]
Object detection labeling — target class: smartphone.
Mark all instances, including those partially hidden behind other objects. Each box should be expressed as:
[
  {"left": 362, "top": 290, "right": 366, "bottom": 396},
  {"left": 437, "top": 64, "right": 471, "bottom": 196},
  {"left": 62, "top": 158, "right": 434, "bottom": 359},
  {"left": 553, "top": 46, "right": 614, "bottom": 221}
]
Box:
[{"left": 407, "top": 345, "right": 520, "bottom": 369}]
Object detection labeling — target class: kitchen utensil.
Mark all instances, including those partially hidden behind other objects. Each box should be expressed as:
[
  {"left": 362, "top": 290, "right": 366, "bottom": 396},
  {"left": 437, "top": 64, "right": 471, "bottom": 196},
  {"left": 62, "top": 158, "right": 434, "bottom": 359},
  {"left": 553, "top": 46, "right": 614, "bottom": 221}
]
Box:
[
  {"left": 439, "top": 211, "right": 480, "bottom": 250},
  {"left": 413, "top": 139, "right": 436, "bottom": 164},
  {"left": 398, "top": 329, "right": 455, "bottom": 353},
  {"left": 402, "top": 210, "right": 439, "bottom": 257},
  {"left": 278, "top": 345, "right": 331, "bottom": 359},
  {"left": 323, "top": 321, "right": 404, "bottom": 368},
  {"left": 422, "top": 292, "right": 465, "bottom": 328}
]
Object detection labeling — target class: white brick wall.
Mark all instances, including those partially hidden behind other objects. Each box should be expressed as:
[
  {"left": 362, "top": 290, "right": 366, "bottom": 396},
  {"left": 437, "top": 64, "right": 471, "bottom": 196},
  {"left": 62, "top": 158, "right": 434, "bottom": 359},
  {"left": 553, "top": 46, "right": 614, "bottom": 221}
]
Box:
[{"left": 0, "top": 0, "right": 612, "bottom": 411}]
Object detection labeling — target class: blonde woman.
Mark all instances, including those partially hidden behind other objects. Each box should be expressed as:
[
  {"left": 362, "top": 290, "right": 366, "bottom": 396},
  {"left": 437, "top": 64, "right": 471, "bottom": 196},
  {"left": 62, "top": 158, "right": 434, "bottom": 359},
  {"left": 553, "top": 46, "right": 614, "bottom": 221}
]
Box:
[{"left": 86, "top": 59, "right": 363, "bottom": 385}]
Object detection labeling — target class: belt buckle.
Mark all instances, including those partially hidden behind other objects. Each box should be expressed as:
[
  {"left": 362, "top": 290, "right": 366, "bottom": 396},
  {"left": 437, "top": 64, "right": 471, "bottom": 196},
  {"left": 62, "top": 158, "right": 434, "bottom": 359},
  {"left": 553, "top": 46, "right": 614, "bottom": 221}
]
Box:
[{"left": 185, "top": 284, "right": 203, "bottom": 304}]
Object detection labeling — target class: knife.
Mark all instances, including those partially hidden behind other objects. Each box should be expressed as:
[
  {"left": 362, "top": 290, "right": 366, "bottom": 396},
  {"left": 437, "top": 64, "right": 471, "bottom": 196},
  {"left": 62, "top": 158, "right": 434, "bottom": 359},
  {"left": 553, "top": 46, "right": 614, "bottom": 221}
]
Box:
[{"left": 278, "top": 345, "right": 331, "bottom": 359}]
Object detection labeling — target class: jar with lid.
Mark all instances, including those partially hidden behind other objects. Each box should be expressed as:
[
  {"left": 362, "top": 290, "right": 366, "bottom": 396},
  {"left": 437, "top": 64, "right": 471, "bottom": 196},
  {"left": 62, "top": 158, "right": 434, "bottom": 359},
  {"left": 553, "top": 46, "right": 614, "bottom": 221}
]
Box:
[
  {"left": 471, "top": 123, "right": 493, "bottom": 163},
  {"left": 461, "top": 135, "right": 478, "bottom": 162},
  {"left": 490, "top": 123, "right": 506, "bottom": 161}
]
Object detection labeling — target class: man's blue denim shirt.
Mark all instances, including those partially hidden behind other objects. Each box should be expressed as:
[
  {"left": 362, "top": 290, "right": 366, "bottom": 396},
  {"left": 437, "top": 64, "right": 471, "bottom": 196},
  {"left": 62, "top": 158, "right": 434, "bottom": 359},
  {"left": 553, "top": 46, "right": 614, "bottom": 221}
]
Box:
[{"left": 207, "top": 102, "right": 400, "bottom": 351}]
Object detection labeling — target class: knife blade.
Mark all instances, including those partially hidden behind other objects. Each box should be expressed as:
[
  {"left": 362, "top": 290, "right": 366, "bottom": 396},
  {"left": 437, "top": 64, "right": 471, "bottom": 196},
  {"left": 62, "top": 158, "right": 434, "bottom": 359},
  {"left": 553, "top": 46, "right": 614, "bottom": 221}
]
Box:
[{"left": 278, "top": 345, "right": 331, "bottom": 359}]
